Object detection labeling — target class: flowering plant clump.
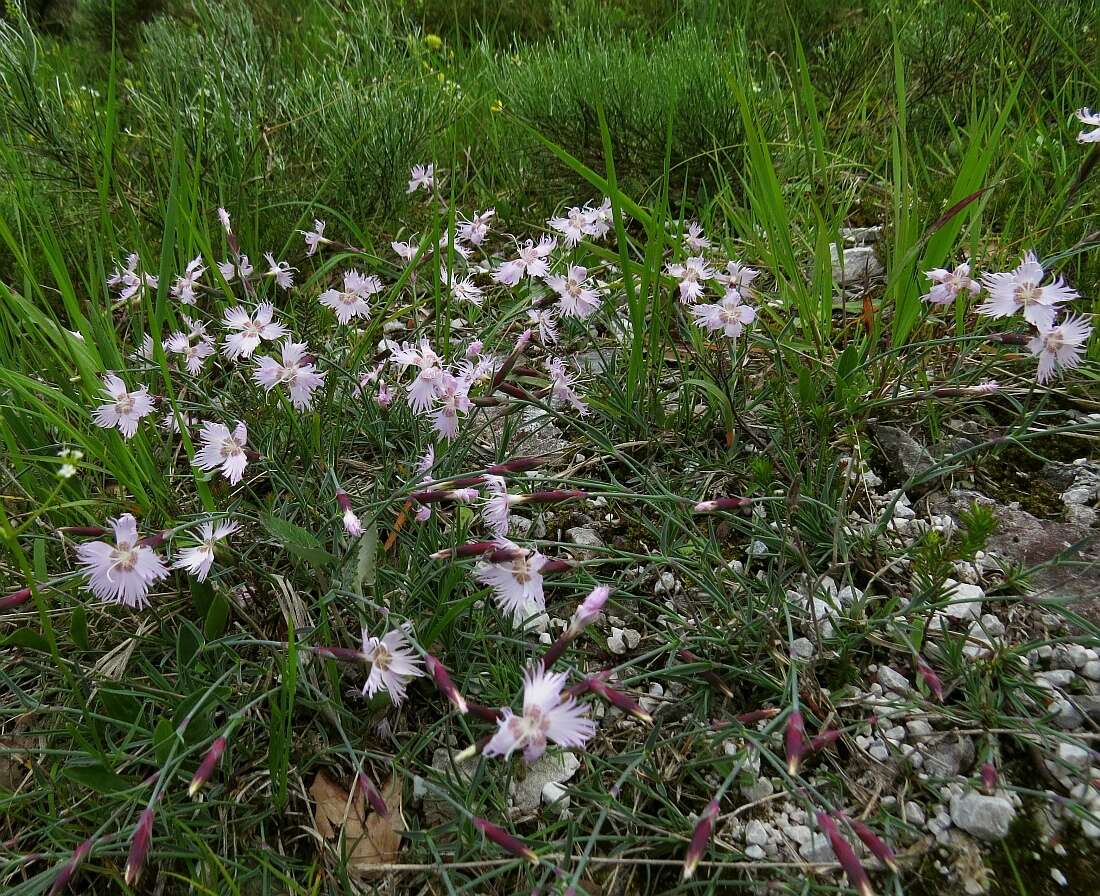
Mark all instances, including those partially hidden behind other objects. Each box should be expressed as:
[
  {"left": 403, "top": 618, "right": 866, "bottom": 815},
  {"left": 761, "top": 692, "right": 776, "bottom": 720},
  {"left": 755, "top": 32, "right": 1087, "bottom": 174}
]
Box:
[{"left": 3, "top": 69, "right": 1098, "bottom": 896}]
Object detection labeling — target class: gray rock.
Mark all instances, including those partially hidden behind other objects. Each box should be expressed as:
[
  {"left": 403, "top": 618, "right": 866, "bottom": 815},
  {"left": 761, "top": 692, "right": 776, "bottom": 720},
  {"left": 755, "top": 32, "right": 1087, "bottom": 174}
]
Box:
[
  {"left": 511, "top": 751, "right": 580, "bottom": 813},
  {"left": 877, "top": 665, "right": 911, "bottom": 693},
  {"left": 943, "top": 580, "right": 985, "bottom": 623},
  {"left": 839, "top": 226, "right": 883, "bottom": 246},
  {"left": 425, "top": 748, "right": 482, "bottom": 826},
  {"left": 791, "top": 637, "right": 816, "bottom": 661},
  {"left": 950, "top": 792, "right": 1016, "bottom": 841},
  {"left": 872, "top": 424, "right": 937, "bottom": 484},
  {"left": 923, "top": 734, "right": 976, "bottom": 778},
  {"left": 831, "top": 245, "right": 884, "bottom": 285},
  {"left": 745, "top": 819, "right": 770, "bottom": 847},
  {"left": 567, "top": 526, "right": 604, "bottom": 556},
  {"left": 799, "top": 831, "right": 836, "bottom": 863}
]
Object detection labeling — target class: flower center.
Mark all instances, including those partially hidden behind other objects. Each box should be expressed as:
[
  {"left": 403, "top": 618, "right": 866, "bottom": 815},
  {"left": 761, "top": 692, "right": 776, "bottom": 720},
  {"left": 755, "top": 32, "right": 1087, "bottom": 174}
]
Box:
[
  {"left": 1014, "top": 282, "right": 1041, "bottom": 306},
  {"left": 510, "top": 555, "right": 533, "bottom": 584},
  {"left": 110, "top": 541, "right": 139, "bottom": 573},
  {"left": 115, "top": 395, "right": 135, "bottom": 415}
]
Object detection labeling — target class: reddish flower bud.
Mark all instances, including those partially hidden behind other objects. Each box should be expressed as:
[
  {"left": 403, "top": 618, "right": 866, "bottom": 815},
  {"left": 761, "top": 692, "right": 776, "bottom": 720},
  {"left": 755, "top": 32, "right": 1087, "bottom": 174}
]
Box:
[
  {"left": 539, "top": 559, "right": 575, "bottom": 576},
  {"left": 189, "top": 737, "right": 227, "bottom": 797},
  {"left": 915, "top": 658, "right": 944, "bottom": 702},
  {"left": 734, "top": 707, "right": 780, "bottom": 725},
  {"left": 0, "top": 587, "right": 32, "bottom": 611},
  {"left": 58, "top": 526, "right": 108, "bottom": 537},
  {"left": 311, "top": 645, "right": 366, "bottom": 663},
  {"left": 677, "top": 649, "right": 735, "bottom": 699},
  {"left": 124, "top": 807, "right": 155, "bottom": 887},
  {"left": 138, "top": 530, "right": 170, "bottom": 549},
  {"left": 840, "top": 813, "right": 899, "bottom": 873},
  {"left": 426, "top": 654, "right": 468, "bottom": 714},
  {"left": 48, "top": 838, "right": 94, "bottom": 896},
  {"left": 809, "top": 728, "right": 842, "bottom": 753},
  {"left": 431, "top": 541, "right": 501, "bottom": 560},
  {"left": 785, "top": 710, "right": 807, "bottom": 775},
  {"left": 682, "top": 799, "right": 720, "bottom": 880},
  {"left": 356, "top": 772, "right": 389, "bottom": 817},
  {"left": 463, "top": 701, "right": 504, "bottom": 723},
  {"left": 583, "top": 676, "right": 652, "bottom": 724},
  {"left": 980, "top": 761, "right": 998, "bottom": 794},
  {"left": 335, "top": 491, "right": 353, "bottom": 513},
  {"left": 518, "top": 489, "right": 587, "bottom": 505},
  {"left": 816, "top": 812, "right": 874, "bottom": 895},
  {"left": 693, "top": 497, "right": 752, "bottom": 513},
  {"left": 485, "top": 456, "right": 544, "bottom": 475},
  {"left": 472, "top": 817, "right": 539, "bottom": 864}
]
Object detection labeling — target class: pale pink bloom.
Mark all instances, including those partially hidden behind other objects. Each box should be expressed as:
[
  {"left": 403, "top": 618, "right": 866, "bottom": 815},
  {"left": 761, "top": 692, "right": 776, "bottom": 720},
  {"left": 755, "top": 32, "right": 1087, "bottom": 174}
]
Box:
[
  {"left": 1028, "top": 313, "right": 1093, "bottom": 383},
  {"left": 438, "top": 233, "right": 472, "bottom": 261},
  {"left": 458, "top": 209, "right": 495, "bottom": 245},
  {"left": 715, "top": 260, "right": 760, "bottom": 293},
  {"left": 583, "top": 198, "right": 614, "bottom": 240},
  {"left": 165, "top": 332, "right": 215, "bottom": 375},
  {"left": 414, "top": 505, "right": 432, "bottom": 522},
  {"left": 548, "top": 206, "right": 590, "bottom": 247},
  {"left": 161, "top": 410, "right": 196, "bottom": 433},
  {"left": 979, "top": 252, "right": 1077, "bottom": 330},
  {"left": 923, "top": 262, "right": 980, "bottom": 305},
  {"left": 528, "top": 308, "right": 559, "bottom": 345},
  {"left": 108, "top": 253, "right": 157, "bottom": 302},
  {"left": 683, "top": 221, "right": 710, "bottom": 251},
  {"left": 92, "top": 375, "right": 155, "bottom": 439},
  {"left": 493, "top": 237, "right": 557, "bottom": 286},
  {"left": 430, "top": 371, "right": 472, "bottom": 440},
  {"left": 475, "top": 540, "right": 548, "bottom": 623},
  {"left": 392, "top": 239, "right": 418, "bottom": 262},
  {"left": 361, "top": 627, "right": 425, "bottom": 704},
  {"left": 319, "top": 270, "right": 380, "bottom": 324},
  {"left": 130, "top": 333, "right": 157, "bottom": 364},
  {"left": 195, "top": 420, "right": 249, "bottom": 485},
  {"left": 173, "top": 521, "right": 239, "bottom": 582},
  {"left": 300, "top": 219, "right": 329, "bottom": 256},
  {"left": 484, "top": 665, "right": 595, "bottom": 762},
  {"left": 391, "top": 337, "right": 442, "bottom": 373},
  {"left": 547, "top": 264, "right": 602, "bottom": 319},
  {"left": 547, "top": 357, "right": 589, "bottom": 415},
  {"left": 217, "top": 255, "right": 253, "bottom": 282},
  {"left": 353, "top": 362, "right": 385, "bottom": 398},
  {"left": 481, "top": 475, "right": 513, "bottom": 536},
  {"left": 450, "top": 487, "right": 480, "bottom": 502},
  {"left": 570, "top": 584, "right": 610, "bottom": 632},
  {"left": 253, "top": 340, "right": 326, "bottom": 411},
  {"left": 466, "top": 340, "right": 484, "bottom": 359},
  {"left": 376, "top": 382, "right": 394, "bottom": 408},
  {"left": 691, "top": 290, "right": 756, "bottom": 339},
  {"left": 406, "top": 365, "right": 443, "bottom": 414},
  {"left": 459, "top": 351, "right": 498, "bottom": 385},
  {"left": 416, "top": 445, "right": 436, "bottom": 481},
  {"left": 216, "top": 207, "right": 231, "bottom": 233},
  {"left": 170, "top": 256, "right": 206, "bottom": 304},
  {"left": 264, "top": 253, "right": 296, "bottom": 289},
  {"left": 75, "top": 514, "right": 168, "bottom": 608},
  {"left": 222, "top": 303, "right": 288, "bottom": 360},
  {"left": 446, "top": 272, "right": 483, "bottom": 306},
  {"left": 343, "top": 507, "right": 363, "bottom": 536},
  {"left": 407, "top": 163, "right": 435, "bottom": 193},
  {"left": 666, "top": 256, "right": 715, "bottom": 303},
  {"left": 1076, "top": 108, "right": 1100, "bottom": 143}
]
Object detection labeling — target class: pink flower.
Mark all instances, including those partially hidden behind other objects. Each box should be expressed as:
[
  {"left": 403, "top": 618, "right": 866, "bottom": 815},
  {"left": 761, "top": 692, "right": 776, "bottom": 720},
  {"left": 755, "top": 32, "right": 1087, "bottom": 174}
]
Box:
[
  {"left": 484, "top": 665, "right": 595, "bottom": 762},
  {"left": 458, "top": 208, "right": 495, "bottom": 245},
  {"left": 548, "top": 206, "right": 591, "bottom": 246},
  {"left": 264, "top": 252, "right": 296, "bottom": 289},
  {"left": 253, "top": 340, "right": 326, "bottom": 411},
  {"left": 195, "top": 421, "right": 249, "bottom": 484},
  {"left": 666, "top": 256, "right": 715, "bottom": 303},
  {"left": 493, "top": 236, "right": 557, "bottom": 286},
  {"left": 978, "top": 252, "right": 1077, "bottom": 329},
  {"left": 430, "top": 371, "right": 472, "bottom": 440},
  {"left": 170, "top": 255, "right": 205, "bottom": 304},
  {"left": 715, "top": 260, "right": 759, "bottom": 293},
  {"left": 173, "top": 520, "right": 239, "bottom": 582},
  {"left": 92, "top": 375, "right": 155, "bottom": 439},
  {"left": 188, "top": 736, "right": 227, "bottom": 797},
  {"left": 217, "top": 255, "right": 253, "bottom": 281},
  {"left": 216, "top": 207, "right": 231, "bottom": 233},
  {"left": 683, "top": 221, "right": 711, "bottom": 252},
  {"left": 300, "top": 219, "right": 328, "bottom": 256},
  {"left": 407, "top": 163, "right": 435, "bottom": 193},
  {"left": 319, "top": 270, "right": 381, "bottom": 324},
  {"left": 1076, "top": 108, "right": 1100, "bottom": 143},
  {"left": 583, "top": 198, "right": 614, "bottom": 240},
  {"left": 690, "top": 291, "right": 756, "bottom": 339},
  {"left": 124, "top": 807, "right": 155, "bottom": 887},
  {"left": 392, "top": 239, "right": 418, "bottom": 262},
  {"left": 546, "top": 357, "right": 589, "bottom": 415},
  {"left": 444, "top": 270, "right": 483, "bottom": 306},
  {"left": 480, "top": 475, "right": 513, "bottom": 536},
  {"left": 336, "top": 491, "right": 363, "bottom": 536},
  {"left": 75, "top": 514, "right": 168, "bottom": 608},
  {"left": 569, "top": 584, "right": 610, "bottom": 634},
  {"left": 222, "top": 303, "right": 288, "bottom": 360},
  {"left": 108, "top": 253, "right": 157, "bottom": 302},
  {"left": 475, "top": 539, "right": 549, "bottom": 624},
  {"left": 361, "top": 627, "right": 425, "bottom": 705},
  {"left": 922, "top": 262, "right": 980, "bottom": 305},
  {"left": 527, "top": 308, "right": 559, "bottom": 344},
  {"left": 547, "top": 264, "right": 602, "bottom": 319},
  {"left": 1027, "top": 313, "right": 1093, "bottom": 383},
  {"left": 165, "top": 331, "right": 215, "bottom": 374}
]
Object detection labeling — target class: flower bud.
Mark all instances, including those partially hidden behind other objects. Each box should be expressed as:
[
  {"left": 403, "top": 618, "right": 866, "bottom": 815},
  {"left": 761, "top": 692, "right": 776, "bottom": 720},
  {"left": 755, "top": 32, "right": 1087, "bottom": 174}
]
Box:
[
  {"left": 693, "top": 497, "right": 751, "bottom": 513},
  {"left": 785, "top": 710, "right": 807, "bottom": 775},
  {"left": 48, "top": 838, "right": 94, "bottom": 896},
  {"left": 356, "top": 772, "right": 389, "bottom": 817},
  {"left": 915, "top": 658, "right": 944, "bottom": 702},
  {"left": 485, "top": 456, "right": 544, "bottom": 475},
  {"left": 677, "top": 649, "right": 735, "bottom": 698},
  {"left": 682, "top": 799, "right": 720, "bottom": 880},
  {"left": 188, "top": 737, "right": 227, "bottom": 797},
  {"left": 980, "top": 761, "right": 998, "bottom": 794},
  {"left": 816, "top": 812, "right": 874, "bottom": 895},
  {"left": 0, "top": 587, "right": 32, "bottom": 611},
  {"left": 840, "top": 813, "right": 899, "bottom": 873},
  {"left": 583, "top": 676, "right": 652, "bottom": 724},
  {"left": 124, "top": 807, "right": 155, "bottom": 887},
  {"left": 426, "top": 654, "right": 468, "bottom": 714},
  {"left": 472, "top": 816, "right": 539, "bottom": 864}
]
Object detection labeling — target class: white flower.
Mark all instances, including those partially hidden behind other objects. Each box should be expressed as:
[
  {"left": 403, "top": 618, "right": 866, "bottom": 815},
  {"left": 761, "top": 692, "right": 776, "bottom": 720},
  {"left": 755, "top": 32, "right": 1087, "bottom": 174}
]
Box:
[
  {"left": 170, "top": 256, "right": 206, "bottom": 305},
  {"left": 217, "top": 207, "right": 231, "bottom": 233},
  {"left": 319, "top": 270, "right": 381, "bottom": 324},
  {"left": 92, "top": 375, "right": 155, "bottom": 439},
  {"left": 57, "top": 447, "right": 83, "bottom": 479},
  {"left": 546, "top": 264, "right": 601, "bottom": 319},
  {"left": 222, "top": 303, "right": 288, "bottom": 360},
  {"left": 392, "top": 239, "right": 418, "bottom": 262},
  {"left": 107, "top": 254, "right": 157, "bottom": 302},
  {"left": 264, "top": 253, "right": 296, "bottom": 289},
  {"left": 683, "top": 221, "right": 711, "bottom": 251},
  {"left": 527, "top": 308, "right": 559, "bottom": 344},
  {"left": 1027, "top": 313, "right": 1093, "bottom": 383},
  {"left": 165, "top": 331, "right": 215, "bottom": 375},
  {"left": 75, "top": 514, "right": 168, "bottom": 608},
  {"left": 979, "top": 252, "right": 1077, "bottom": 330},
  {"left": 484, "top": 665, "right": 595, "bottom": 763},
  {"left": 407, "top": 163, "right": 435, "bottom": 194},
  {"left": 458, "top": 209, "right": 495, "bottom": 245},
  {"left": 300, "top": 219, "right": 328, "bottom": 256},
  {"left": 361, "top": 627, "right": 425, "bottom": 704},
  {"left": 690, "top": 291, "right": 756, "bottom": 339},
  {"left": 173, "top": 521, "right": 239, "bottom": 582},
  {"left": 475, "top": 540, "right": 549, "bottom": 624},
  {"left": 715, "top": 260, "right": 760, "bottom": 293},
  {"left": 922, "top": 262, "right": 980, "bottom": 305},
  {"left": 493, "top": 237, "right": 557, "bottom": 286},
  {"left": 1075, "top": 108, "right": 1100, "bottom": 143},
  {"left": 666, "top": 256, "right": 715, "bottom": 303},
  {"left": 253, "top": 340, "right": 326, "bottom": 411},
  {"left": 217, "top": 255, "right": 253, "bottom": 282},
  {"left": 547, "top": 358, "right": 589, "bottom": 415},
  {"left": 583, "top": 198, "right": 614, "bottom": 240},
  {"left": 480, "top": 475, "right": 513, "bottom": 537},
  {"left": 548, "top": 206, "right": 591, "bottom": 247},
  {"left": 194, "top": 421, "right": 250, "bottom": 485}
]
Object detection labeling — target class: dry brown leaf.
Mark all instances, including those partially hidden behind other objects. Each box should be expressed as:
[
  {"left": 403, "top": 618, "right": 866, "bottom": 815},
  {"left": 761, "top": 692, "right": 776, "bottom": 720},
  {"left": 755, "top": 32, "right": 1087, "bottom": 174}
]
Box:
[{"left": 309, "top": 770, "right": 404, "bottom": 875}]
